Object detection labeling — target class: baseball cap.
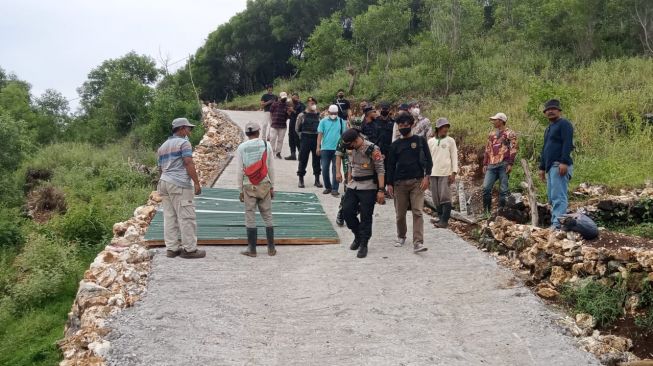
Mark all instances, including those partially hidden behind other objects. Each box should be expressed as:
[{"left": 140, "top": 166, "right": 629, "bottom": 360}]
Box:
[
  {"left": 279, "top": 92, "right": 288, "bottom": 99},
  {"left": 172, "top": 117, "right": 195, "bottom": 129},
  {"left": 328, "top": 105, "right": 339, "bottom": 114},
  {"left": 489, "top": 113, "right": 508, "bottom": 122},
  {"left": 379, "top": 102, "right": 390, "bottom": 110},
  {"left": 244, "top": 122, "right": 260, "bottom": 133}
]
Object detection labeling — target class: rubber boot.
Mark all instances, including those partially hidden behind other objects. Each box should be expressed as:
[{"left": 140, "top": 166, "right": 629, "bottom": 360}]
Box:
[
  {"left": 298, "top": 176, "right": 305, "bottom": 188},
  {"left": 241, "top": 228, "right": 257, "bottom": 257},
  {"left": 357, "top": 241, "right": 368, "bottom": 258},
  {"left": 314, "top": 175, "right": 323, "bottom": 188},
  {"left": 266, "top": 226, "right": 276, "bottom": 256},
  {"left": 435, "top": 203, "right": 452, "bottom": 228}
]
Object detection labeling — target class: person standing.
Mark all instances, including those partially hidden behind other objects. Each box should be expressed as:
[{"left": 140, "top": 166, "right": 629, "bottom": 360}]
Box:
[
  {"left": 373, "top": 102, "right": 395, "bottom": 182},
  {"left": 317, "top": 105, "right": 347, "bottom": 197},
  {"left": 428, "top": 118, "right": 458, "bottom": 228},
  {"left": 260, "top": 85, "right": 276, "bottom": 140},
  {"left": 482, "top": 112, "right": 519, "bottom": 214},
  {"left": 392, "top": 102, "right": 432, "bottom": 142},
  {"left": 339, "top": 129, "right": 385, "bottom": 258},
  {"left": 236, "top": 122, "right": 276, "bottom": 257},
  {"left": 269, "top": 92, "right": 291, "bottom": 159},
  {"left": 538, "top": 99, "right": 574, "bottom": 229},
  {"left": 295, "top": 98, "right": 323, "bottom": 188},
  {"left": 360, "top": 106, "right": 378, "bottom": 142},
  {"left": 156, "top": 118, "right": 206, "bottom": 259},
  {"left": 386, "top": 112, "right": 433, "bottom": 253},
  {"left": 334, "top": 89, "right": 352, "bottom": 124},
  {"left": 285, "top": 93, "right": 305, "bottom": 161}
]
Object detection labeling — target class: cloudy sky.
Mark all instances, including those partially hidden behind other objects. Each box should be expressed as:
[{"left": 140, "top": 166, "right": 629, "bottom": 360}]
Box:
[{"left": 0, "top": 0, "right": 248, "bottom": 111}]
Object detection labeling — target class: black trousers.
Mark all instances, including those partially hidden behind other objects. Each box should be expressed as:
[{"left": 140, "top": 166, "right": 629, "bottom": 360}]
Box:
[
  {"left": 343, "top": 188, "right": 376, "bottom": 243},
  {"left": 288, "top": 119, "right": 300, "bottom": 155},
  {"left": 297, "top": 134, "right": 321, "bottom": 177}
]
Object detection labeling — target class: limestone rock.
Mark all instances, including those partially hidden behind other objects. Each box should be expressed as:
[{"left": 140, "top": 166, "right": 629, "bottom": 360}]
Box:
[
  {"left": 88, "top": 340, "right": 111, "bottom": 358},
  {"left": 549, "top": 266, "right": 571, "bottom": 286},
  {"left": 575, "top": 313, "right": 596, "bottom": 331},
  {"left": 76, "top": 282, "right": 111, "bottom": 309}
]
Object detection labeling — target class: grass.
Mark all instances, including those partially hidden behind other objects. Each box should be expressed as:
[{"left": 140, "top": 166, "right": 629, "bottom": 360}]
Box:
[{"left": 561, "top": 280, "right": 627, "bottom": 327}]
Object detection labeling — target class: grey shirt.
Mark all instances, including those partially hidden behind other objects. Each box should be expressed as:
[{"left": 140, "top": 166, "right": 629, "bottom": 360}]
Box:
[
  {"left": 343, "top": 140, "right": 385, "bottom": 190},
  {"left": 157, "top": 135, "right": 193, "bottom": 188}
]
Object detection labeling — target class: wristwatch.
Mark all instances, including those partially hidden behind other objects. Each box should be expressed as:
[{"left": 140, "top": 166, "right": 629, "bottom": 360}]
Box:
[{"left": 377, "top": 188, "right": 385, "bottom": 193}]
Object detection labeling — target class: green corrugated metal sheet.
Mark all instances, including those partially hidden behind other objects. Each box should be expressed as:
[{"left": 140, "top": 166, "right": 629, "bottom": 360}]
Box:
[{"left": 143, "top": 188, "right": 339, "bottom": 245}]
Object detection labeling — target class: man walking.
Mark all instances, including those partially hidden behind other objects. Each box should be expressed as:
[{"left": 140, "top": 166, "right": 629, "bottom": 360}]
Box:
[
  {"left": 392, "top": 102, "right": 432, "bottom": 142},
  {"left": 428, "top": 118, "right": 458, "bottom": 228},
  {"left": 236, "top": 122, "right": 276, "bottom": 257},
  {"left": 386, "top": 112, "right": 433, "bottom": 253},
  {"left": 538, "top": 99, "right": 574, "bottom": 229},
  {"left": 285, "top": 93, "right": 304, "bottom": 161},
  {"left": 260, "top": 84, "right": 276, "bottom": 140},
  {"left": 295, "top": 98, "right": 323, "bottom": 188},
  {"left": 339, "top": 129, "right": 385, "bottom": 258},
  {"left": 269, "top": 92, "right": 291, "bottom": 159},
  {"left": 334, "top": 89, "right": 352, "bottom": 124},
  {"left": 156, "top": 118, "right": 206, "bottom": 259},
  {"left": 317, "top": 105, "right": 347, "bottom": 197},
  {"left": 482, "top": 112, "right": 519, "bottom": 214}
]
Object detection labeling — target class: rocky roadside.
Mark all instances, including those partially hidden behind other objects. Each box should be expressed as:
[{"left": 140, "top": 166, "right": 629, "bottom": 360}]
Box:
[{"left": 56, "top": 106, "right": 242, "bottom": 366}]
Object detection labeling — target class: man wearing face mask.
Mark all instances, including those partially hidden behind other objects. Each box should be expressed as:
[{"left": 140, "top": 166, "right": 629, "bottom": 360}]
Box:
[
  {"left": 538, "top": 99, "right": 575, "bottom": 229},
  {"left": 269, "top": 92, "right": 292, "bottom": 159},
  {"left": 374, "top": 102, "right": 395, "bottom": 177},
  {"left": 317, "top": 105, "right": 348, "bottom": 197},
  {"left": 295, "top": 98, "right": 323, "bottom": 189},
  {"left": 334, "top": 89, "right": 352, "bottom": 124},
  {"left": 392, "top": 102, "right": 432, "bottom": 142},
  {"left": 285, "top": 93, "right": 305, "bottom": 161},
  {"left": 386, "top": 112, "right": 433, "bottom": 253}
]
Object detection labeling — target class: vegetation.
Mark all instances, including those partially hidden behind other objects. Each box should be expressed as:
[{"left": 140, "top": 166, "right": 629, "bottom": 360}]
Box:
[{"left": 561, "top": 279, "right": 628, "bottom": 327}]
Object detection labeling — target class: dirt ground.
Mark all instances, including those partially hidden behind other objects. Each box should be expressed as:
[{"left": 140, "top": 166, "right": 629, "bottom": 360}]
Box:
[{"left": 105, "top": 110, "right": 599, "bottom": 366}]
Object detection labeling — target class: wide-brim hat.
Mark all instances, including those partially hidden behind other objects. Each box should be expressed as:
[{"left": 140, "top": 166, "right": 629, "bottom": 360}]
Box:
[
  {"left": 543, "top": 99, "right": 562, "bottom": 112},
  {"left": 172, "top": 117, "right": 195, "bottom": 129},
  {"left": 435, "top": 118, "right": 450, "bottom": 129}
]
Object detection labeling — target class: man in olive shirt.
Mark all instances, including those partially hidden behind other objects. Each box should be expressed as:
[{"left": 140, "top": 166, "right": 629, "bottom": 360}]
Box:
[{"left": 338, "top": 129, "right": 385, "bottom": 259}]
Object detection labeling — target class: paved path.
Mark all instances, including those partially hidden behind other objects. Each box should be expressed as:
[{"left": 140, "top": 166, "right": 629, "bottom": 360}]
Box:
[{"left": 106, "top": 111, "right": 598, "bottom": 366}]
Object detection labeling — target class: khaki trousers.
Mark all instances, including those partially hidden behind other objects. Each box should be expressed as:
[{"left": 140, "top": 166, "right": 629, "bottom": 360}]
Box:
[
  {"left": 394, "top": 178, "right": 425, "bottom": 244},
  {"left": 157, "top": 180, "right": 197, "bottom": 252},
  {"left": 269, "top": 127, "right": 287, "bottom": 155},
  {"left": 244, "top": 181, "right": 274, "bottom": 228},
  {"left": 261, "top": 112, "right": 272, "bottom": 140}
]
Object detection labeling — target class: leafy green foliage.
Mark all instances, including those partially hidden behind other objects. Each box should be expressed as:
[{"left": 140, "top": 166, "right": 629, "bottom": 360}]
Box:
[{"left": 561, "top": 280, "right": 627, "bottom": 327}]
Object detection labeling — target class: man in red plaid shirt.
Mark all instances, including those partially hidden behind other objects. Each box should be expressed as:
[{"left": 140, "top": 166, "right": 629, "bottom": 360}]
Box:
[{"left": 482, "top": 112, "right": 519, "bottom": 214}]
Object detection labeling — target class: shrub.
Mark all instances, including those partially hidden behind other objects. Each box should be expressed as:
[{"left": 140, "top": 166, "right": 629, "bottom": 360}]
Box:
[
  {"left": 0, "top": 220, "right": 23, "bottom": 249},
  {"left": 29, "top": 185, "right": 67, "bottom": 214},
  {"left": 54, "top": 204, "right": 111, "bottom": 245},
  {"left": 561, "top": 280, "right": 627, "bottom": 327}
]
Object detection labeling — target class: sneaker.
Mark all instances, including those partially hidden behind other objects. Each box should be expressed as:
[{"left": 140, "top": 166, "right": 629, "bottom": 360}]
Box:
[
  {"left": 241, "top": 250, "right": 257, "bottom": 257},
  {"left": 331, "top": 191, "right": 340, "bottom": 198},
  {"left": 322, "top": 189, "right": 332, "bottom": 194},
  {"left": 394, "top": 237, "right": 406, "bottom": 247},
  {"left": 166, "top": 249, "right": 181, "bottom": 258},
  {"left": 284, "top": 155, "right": 296, "bottom": 160},
  {"left": 275, "top": 153, "right": 282, "bottom": 159},
  {"left": 413, "top": 242, "right": 428, "bottom": 253},
  {"left": 179, "top": 249, "right": 206, "bottom": 259}
]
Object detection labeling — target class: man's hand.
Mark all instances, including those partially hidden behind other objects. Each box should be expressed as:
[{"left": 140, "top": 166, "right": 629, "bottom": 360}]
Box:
[
  {"left": 372, "top": 150, "right": 383, "bottom": 161},
  {"left": 558, "top": 163, "right": 568, "bottom": 177},
  {"left": 387, "top": 185, "right": 394, "bottom": 198},
  {"left": 376, "top": 191, "right": 385, "bottom": 205},
  {"left": 270, "top": 188, "right": 275, "bottom": 199},
  {"left": 448, "top": 174, "right": 456, "bottom": 185},
  {"left": 195, "top": 185, "right": 202, "bottom": 195},
  {"left": 539, "top": 170, "right": 546, "bottom": 182},
  {"left": 239, "top": 192, "right": 244, "bottom": 202},
  {"left": 506, "top": 164, "right": 513, "bottom": 174},
  {"left": 316, "top": 147, "right": 321, "bottom": 156},
  {"left": 420, "top": 176, "right": 430, "bottom": 191},
  {"left": 336, "top": 172, "right": 343, "bottom": 183},
  {"left": 483, "top": 166, "right": 488, "bottom": 174}
]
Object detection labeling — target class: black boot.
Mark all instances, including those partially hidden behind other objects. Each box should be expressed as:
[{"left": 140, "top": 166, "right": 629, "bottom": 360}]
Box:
[
  {"left": 357, "top": 241, "right": 368, "bottom": 258},
  {"left": 314, "top": 175, "right": 323, "bottom": 188},
  {"left": 350, "top": 236, "right": 360, "bottom": 250},
  {"left": 266, "top": 226, "right": 276, "bottom": 256},
  {"left": 435, "top": 203, "right": 452, "bottom": 228},
  {"left": 336, "top": 209, "right": 345, "bottom": 226},
  {"left": 284, "top": 153, "right": 297, "bottom": 160},
  {"left": 241, "top": 228, "right": 257, "bottom": 257},
  {"left": 298, "top": 176, "right": 305, "bottom": 188}
]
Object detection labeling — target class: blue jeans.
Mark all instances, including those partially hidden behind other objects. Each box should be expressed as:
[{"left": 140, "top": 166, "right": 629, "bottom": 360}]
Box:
[
  {"left": 320, "top": 150, "right": 339, "bottom": 192},
  {"left": 483, "top": 162, "right": 510, "bottom": 212},
  {"left": 547, "top": 163, "right": 573, "bottom": 229}
]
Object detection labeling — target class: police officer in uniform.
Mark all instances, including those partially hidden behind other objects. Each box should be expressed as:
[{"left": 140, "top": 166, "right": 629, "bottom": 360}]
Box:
[{"left": 338, "top": 129, "right": 385, "bottom": 259}]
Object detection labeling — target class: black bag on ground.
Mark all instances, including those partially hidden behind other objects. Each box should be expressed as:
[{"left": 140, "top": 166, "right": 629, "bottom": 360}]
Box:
[{"left": 559, "top": 212, "right": 599, "bottom": 240}]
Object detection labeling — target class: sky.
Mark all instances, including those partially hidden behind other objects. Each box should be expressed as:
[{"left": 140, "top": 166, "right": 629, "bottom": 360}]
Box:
[{"left": 0, "top": 0, "right": 248, "bottom": 111}]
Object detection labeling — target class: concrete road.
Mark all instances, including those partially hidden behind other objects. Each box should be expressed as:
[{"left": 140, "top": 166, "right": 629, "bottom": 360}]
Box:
[{"left": 106, "top": 110, "right": 598, "bottom": 366}]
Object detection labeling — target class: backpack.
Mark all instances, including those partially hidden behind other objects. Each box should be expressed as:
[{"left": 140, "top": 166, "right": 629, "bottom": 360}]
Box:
[
  {"left": 559, "top": 211, "right": 599, "bottom": 240},
  {"left": 243, "top": 140, "right": 269, "bottom": 185}
]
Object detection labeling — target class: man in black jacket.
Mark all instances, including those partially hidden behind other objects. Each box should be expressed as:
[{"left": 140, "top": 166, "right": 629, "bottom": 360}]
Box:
[
  {"left": 386, "top": 112, "right": 433, "bottom": 253},
  {"left": 285, "top": 93, "right": 305, "bottom": 161}
]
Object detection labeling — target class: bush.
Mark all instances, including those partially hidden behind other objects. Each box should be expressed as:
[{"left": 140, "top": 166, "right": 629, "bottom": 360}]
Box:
[
  {"left": 0, "top": 219, "right": 23, "bottom": 248},
  {"left": 54, "top": 204, "right": 111, "bottom": 245},
  {"left": 561, "top": 280, "right": 627, "bottom": 327},
  {"left": 29, "top": 185, "right": 66, "bottom": 214}
]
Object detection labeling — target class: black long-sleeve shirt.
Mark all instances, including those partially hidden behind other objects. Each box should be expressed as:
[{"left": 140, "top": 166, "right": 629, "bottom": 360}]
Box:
[
  {"left": 539, "top": 117, "right": 574, "bottom": 172},
  {"left": 387, "top": 135, "right": 433, "bottom": 185}
]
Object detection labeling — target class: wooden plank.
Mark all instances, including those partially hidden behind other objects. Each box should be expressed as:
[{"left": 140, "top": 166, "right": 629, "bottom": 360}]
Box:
[{"left": 520, "top": 158, "right": 539, "bottom": 227}]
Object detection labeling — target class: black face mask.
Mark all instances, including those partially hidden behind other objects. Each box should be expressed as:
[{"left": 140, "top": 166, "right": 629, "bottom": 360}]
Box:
[
  {"left": 337, "top": 94, "right": 344, "bottom": 99},
  {"left": 399, "top": 127, "right": 412, "bottom": 136},
  {"left": 380, "top": 110, "right": 390, "bottom": 117}
]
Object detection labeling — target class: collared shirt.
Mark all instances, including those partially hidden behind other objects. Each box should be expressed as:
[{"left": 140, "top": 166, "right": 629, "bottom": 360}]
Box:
[
  {"left": 345, "top": 140, "right": 384, "bottom": 190},
  {"left": 269, "top": 100, "right": 290, "bottom": 128},
  {"left": 317, "top": 117, "right": 347, "bottom": 150},
  {"left": 235, "top": 138, "right": 275, "bottom": 190},
  {"left": 392, "top": 116, "right": 432, "bottom": 142},
  {"left": 157, "top": 135, "right": 193, "bottom": 188},
  {"left": 539, "top": 117, "right": 574, "bottom": 173},
  {"left": 483, "top": 128, "right": 519, "bottom": 166}
]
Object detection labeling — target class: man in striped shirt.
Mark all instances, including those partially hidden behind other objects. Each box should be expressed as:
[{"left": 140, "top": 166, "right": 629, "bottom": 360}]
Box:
[{"left": 156, "top": 118, "right": 205, "bottom": 259}]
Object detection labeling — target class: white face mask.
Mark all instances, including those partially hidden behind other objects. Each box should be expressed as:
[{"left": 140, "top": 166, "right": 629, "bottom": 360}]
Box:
[
  {"left": 329, "top": 114, "right": 337, "bottom": 120},
  {"left": 411, "top": 108, "right": 420, "bottom": 117},
  {"left": 310, "top": 104, "right": 317, "bottom": 111}
]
